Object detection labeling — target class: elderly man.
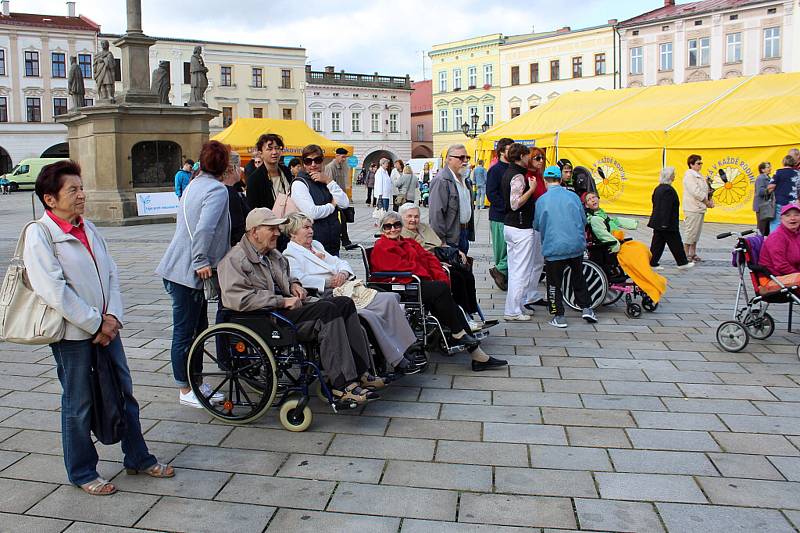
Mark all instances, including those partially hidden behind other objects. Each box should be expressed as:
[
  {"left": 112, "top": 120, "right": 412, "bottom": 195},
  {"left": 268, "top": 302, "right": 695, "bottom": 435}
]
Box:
[
  {"left": 326, "top": 147, "right": 353, "bottom": 247},
  {"left": 429, "top": 144, "right": 473, "bottom": 254},
  {"left": 217, "top": 208, "right": 382, "bottom": 404}
]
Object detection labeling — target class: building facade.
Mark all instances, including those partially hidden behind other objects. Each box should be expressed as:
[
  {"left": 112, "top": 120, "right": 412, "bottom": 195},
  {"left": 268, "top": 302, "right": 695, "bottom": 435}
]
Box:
[
  {"left": 619, "top": 0, "right": 797, "bottom": 88},
  {"left": 0, "top": 1, "right": 99, "bottom": 172},
  {"left": 410, "top": 79, "right": 432, "bottom": 158},
  {"left": 499, "top": 24, "right": 617, "bottom": 122},
  {"left": 304, "top": 65, "right": 412, "bottom": 169}
]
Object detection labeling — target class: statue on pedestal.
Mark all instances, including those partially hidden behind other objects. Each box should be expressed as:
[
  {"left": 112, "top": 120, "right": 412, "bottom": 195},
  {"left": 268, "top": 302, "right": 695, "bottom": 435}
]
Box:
[
  {"left": 67, "top": 56, "right": 85, "bottom": 111},
  {"left": 189, "top": 46, "right": 209, "bottom": 107},
  {"left": 93, "top": 40, "right": 116, "bottom": 103},
  {"left": 151, "top": 60, "right": 171, "bottom": 104}
]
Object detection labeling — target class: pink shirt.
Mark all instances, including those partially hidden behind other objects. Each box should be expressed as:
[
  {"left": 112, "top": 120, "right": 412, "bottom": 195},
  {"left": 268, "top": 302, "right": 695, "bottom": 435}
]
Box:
[
  {"left": 759, "top": 223, "right": 800, "bottom": 276},
  {"left": 46, "top": 210, "right": 95, "bottom": 261}
]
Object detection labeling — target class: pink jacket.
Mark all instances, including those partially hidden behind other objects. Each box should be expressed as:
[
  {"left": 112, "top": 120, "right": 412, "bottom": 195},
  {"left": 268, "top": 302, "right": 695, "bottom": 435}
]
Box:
[{"left": 760, "top": 224, "right": 800, "bottom": 276}]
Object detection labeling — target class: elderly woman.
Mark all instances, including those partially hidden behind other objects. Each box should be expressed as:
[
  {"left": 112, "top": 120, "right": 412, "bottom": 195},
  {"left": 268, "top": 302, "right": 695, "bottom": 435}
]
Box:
[
  {"left": 759, "top": 203, "right": 800, "bottom": 292},
  {"left": 223, "top": 151, "right": 251, "bottom": 246},
  {"left": 371, "top": 211, "right": 506, "bottom": 372},
  {"left": 392, "top": 163, "right": 416, "bottom": 211},
  {"left": 157, "top": 140, "right": 231, "bottom": 408},
  {"left": 282, "top": 213, "right": 423, "bottom": 374},
  {"left": 754, "top": 162, "right": 774, "bottom": 236},
  {"left": 373, "top": 158, "right": 393, "bottom": 212},
  {"left": 582, "top": 191, "right": 638, "bottom": 253},
  {"left": 682, "top": 154, "right": 713, "bottom": 262},
  {"left": 25, "top": 160, "right": 173, "bottom": 495},
  {"left": 648, "top": 167, "right": 694, "bottom": 270},
  {"left": 769, "top": 155, "right": 799, "bottom": 232}
]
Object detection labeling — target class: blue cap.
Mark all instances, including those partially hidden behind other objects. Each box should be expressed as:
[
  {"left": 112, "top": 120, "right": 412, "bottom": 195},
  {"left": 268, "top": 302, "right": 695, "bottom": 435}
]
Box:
[{"left": 543, "top": 165, "right": 562, "bottom": 179}]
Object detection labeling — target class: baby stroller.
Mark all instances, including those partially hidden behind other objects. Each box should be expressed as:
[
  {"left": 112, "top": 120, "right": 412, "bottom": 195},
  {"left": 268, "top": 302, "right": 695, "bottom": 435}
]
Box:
[
  {"left": 419, "top": 182, "right": 430, "bottom": 207},
  {"left": 715, "top": 230, "right": 800, "bottom": 353}
]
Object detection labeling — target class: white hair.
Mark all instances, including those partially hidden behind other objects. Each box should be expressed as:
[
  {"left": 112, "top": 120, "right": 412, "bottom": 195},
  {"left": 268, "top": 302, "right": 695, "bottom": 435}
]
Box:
[
  {"left": 659, "top": 166, "right": 676, "bottom": 184},
  {"left": 379, "top": 210, "right": 401, "bottom": 227},
  {"left": 229, "top": 151, "right": 241, "bottom": 168},
  {"left": 446, "top": 144, "right": 467, "bottom": 157},
  {"left": 398, "top": 203, "right": 420, "bottom": 217}
]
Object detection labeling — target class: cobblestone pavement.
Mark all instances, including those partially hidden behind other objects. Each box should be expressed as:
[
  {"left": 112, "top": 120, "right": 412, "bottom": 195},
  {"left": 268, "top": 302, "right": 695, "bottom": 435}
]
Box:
[{"left": 1, "top": 188, "right": 799, "bottom": 532}]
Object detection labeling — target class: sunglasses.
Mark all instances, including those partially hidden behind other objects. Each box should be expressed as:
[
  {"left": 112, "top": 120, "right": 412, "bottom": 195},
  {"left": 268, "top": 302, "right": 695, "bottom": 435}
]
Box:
[
  {"left": 450, "top": 154, "right": 470, "bottom": 161},
  {"left": 382, "top": 221, "right": 403, "bottom": 230},
  {"left": 303, "top": 156, "right": 324, "bottom": 165},
  {"left": 532, "top": 155, "right": 544, "bottom": 162}
]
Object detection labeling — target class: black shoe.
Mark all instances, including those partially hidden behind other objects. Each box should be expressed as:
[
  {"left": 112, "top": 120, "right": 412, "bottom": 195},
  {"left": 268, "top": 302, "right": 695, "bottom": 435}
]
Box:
[
  {"left": 489, "top": 267, "right": 508, "bottom": 291},
  {"left": 341, "top": 240, "right": 353, "bottom": 248},
  {"left": 524, "top": 299, "right": 547, "bottom": 311},
  {"left": 394, "top": 361, "right": 424, "bottom": 375},
  {"left": 471, "top": 356, "right": 508, "bottom": 372},
  {"left": 449, "top": 332, "right": 480, "bottom": 350}
]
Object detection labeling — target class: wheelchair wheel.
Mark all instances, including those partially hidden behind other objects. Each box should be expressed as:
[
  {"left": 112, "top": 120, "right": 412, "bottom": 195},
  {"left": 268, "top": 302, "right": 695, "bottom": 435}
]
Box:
[
  {"left": 625, "top": 303, "right": 642, "bottom": 318},
  {"left": 563, "top": 260, "right": 608, "bottom": 311},
  {"left": 279, "top": 398, "right": 312, "bottom": 432},
  {"left": 603, "top": 288, "right": 624, "bottom": 306},
  {"left": 716, "top": 321, "right": 749, "bottom": 352},
  {"left": 738, "top": 310, "right": 775, "bottom": 340},
  {"left": 187, "top": 323, "right": 277, "bottom": 424},
  {"left": 642, "top": 296, "right": 658, "bottom": 312}
]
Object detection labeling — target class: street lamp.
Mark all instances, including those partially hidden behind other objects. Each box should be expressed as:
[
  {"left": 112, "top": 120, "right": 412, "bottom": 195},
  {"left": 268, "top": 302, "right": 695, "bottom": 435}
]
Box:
[{"left": 461, "top": 111, "right": 489, "bottom": 139}]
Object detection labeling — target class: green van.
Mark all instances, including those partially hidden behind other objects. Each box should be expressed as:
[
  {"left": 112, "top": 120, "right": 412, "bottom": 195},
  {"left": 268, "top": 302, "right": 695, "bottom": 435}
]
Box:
[{"left": 1, "top": 158, "right": 66, "bottom": 191}]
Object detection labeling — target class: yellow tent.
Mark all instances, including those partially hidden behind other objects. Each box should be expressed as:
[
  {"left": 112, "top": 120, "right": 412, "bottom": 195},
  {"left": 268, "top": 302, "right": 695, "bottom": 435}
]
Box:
[
  {"left": 211, "top": 118, "right": 353, "bottom": 158},
  {"left": 477, "top": 72, "right": 800, "bottom": 224}
]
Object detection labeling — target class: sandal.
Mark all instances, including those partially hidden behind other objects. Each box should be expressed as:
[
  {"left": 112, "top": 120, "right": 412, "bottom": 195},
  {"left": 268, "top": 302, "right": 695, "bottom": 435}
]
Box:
[
  {"left": 360, "top": 372, "right": 387, "bottom": 390},
  {"left": 692, "top": 255, "right": 703, "bottom": 262},
  {"left": 80, "top": 477, "right": 117, "bottom": 496},
  {"left": 126, "top": 462, "right": 175, "bottom": 478},
  {"left": 332, "top": 382, "right": 380, "bottom": 404}
]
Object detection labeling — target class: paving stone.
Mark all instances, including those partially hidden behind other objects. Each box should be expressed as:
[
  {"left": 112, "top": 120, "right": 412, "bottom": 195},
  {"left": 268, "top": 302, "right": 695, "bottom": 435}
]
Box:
[
  {"left": 561, "top": 368, "right": 647, "bottom": 381},
  {"left": 293, "top": 412, "right": 389, "bottom": 436},
  {"left": 221, "top": 427, "right": 333, "bottom": 454},
  {"left": 644, "top": 369, "right": 722, "bottom": 384},
  {"left": 418, "top": 388, "right": 491, "bottom": 405},
  {"left": 267, "top": 509, "right": 400, "bottom": 533},
  {"left": 0, "top": 477, "right": 56, "bottom": 513},
  {"left": 385, "top": 418, "right": 482, "bottom": 441},
  {"left": 0, "top": 512, "right": 70, "bottom": 533},
  {"left": 215, "top": 473, "right": 335, "bottom": 510},
  {"left": 720, "top": 414, "right": 800, "bottom": 435},
  {"left": 717, "top": 372, "right": 797, "bottom": 387},
  {"left": 712, "top": 432, "right": 800, "bottom": 455},
  {"left": 26, "top": 485, "right": 158, "bottom": 526},
  {"left": 144, "top": 420, "right": 232, "bottom": 446},
  {"left": 483, "top": 422, "right": 567, "bottom": 445},
  {"left": 0, "top": 391, "right": 62, "bottom": 411},
  {"left": 361, "top": 400, "right": 440, "bottom": 419},
  {"left": 0, "top": 449, "right": 25, "bottom": 471},
  {"left": 768, "top": 456, "right": 800, "bottom": 481},
  {"left": 542, "top": 407, "right": 635, "bottom": 428},
  {"left": 0, "top": 409, "right": 60, "bottom": 431},
  {"left": 435, "top": 440, "right": 528, "bottom": 467},
  {"left": 542, "top": 378, "right": 605, "bottom": 394},
  {"left": 171, "top": 444, "right": 285, "bottom": 476},
  {"left": 697, "top": 477, "right": 800, "bottom": 509},
  {"left": 529, "top": 444, "right": 612, "bottom": 471},
  {"left": 495, "top": 466, "right": 597, "bottom": 497},
  {"left": 458, "top": 493, "right": 576, "bottom": 529},
  {"left": 328, "top": 434, "right": 435, "bottom": 461},
  {"left": 753, "top": 401, "right": 800, "bottom": 417},
  {"left": 401, "top": 519, "right": 534, "bottom": 533},
  {"left": 661, "top": 398, "right": 760, "bottom": 415},
  {"left": 596, "top": 472, "right": 707, "bottom": 503},
  {"left": 0, "top": 429, "right": 62, "bottom": 455},
  {"left": 492, "top": 391, "right": 582, "bottom": 408},
  {"left": 632, "top": 411, "right": 727, "bottom": 431},
  {"left": 656, "top": 502, "right": 795, "bottom": 533},
  {"left": 769, "top": 387, "right": 800, "bottom": 402},
  {"left": 136, "top": 496, "right": 275, "bottom": 533},
  {"left": 581, "top": 394, "right": 667, "bottom": 411},
  {"left": 382, "top": 460, "right": 492, "bottom": 491},
  {"left": 328, "top": 481, "right": 457, "bottom": 521},
  {"left": 678, "top": 384, "right": 776, "bottom": 401},
  {"left": 575, "top": 498, "right": 664, "bottom": 533},
  {"left": 595, "top": 359, "right": 675, "bottom": 371},
  {"left": 627, "top": 429, "right": 721, "bottom": 451},
  {"left": 278, "top": 453, "right": 384, "bottom": 483},
  {"left": 452, "top": 376, "right": 542, "bottom": 392},
  {"left": 112, "top": 462, "right": 230, "bottom": 499},
  {"left": 440, "top": 404, "right": 541, "bottom": 424},
  {"left": 609, "top": 449, "right": 717, "bottom": 475},
  {"left": 709, "top": 453, "right": 783, "bottom": 480},
  {"left": 601, "top": 380, "right": 683, "bottom": 397},
  {"left": 0, "top": 453, "right": 121, "bottom": 485},
  {"left": 567, "top": 427, "right": 631, "bottom": 448},
  {"left": 507, "top": 366, "right": 560, "bottom": 378}
]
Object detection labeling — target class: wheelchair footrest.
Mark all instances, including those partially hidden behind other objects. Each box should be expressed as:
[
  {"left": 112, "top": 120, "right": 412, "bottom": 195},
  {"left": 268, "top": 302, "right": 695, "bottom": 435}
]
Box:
[
  {"left": 331, "top": 400, "right": 359, "bottom": 412},
  {"left": 474, "top": 330, "right": 490, "bottom": 341}
]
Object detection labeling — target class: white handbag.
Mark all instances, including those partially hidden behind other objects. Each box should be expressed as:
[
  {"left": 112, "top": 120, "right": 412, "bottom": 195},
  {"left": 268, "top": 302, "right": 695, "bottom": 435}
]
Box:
[{"left": 0, "top": 221, "right": 66, "bottom": 345}]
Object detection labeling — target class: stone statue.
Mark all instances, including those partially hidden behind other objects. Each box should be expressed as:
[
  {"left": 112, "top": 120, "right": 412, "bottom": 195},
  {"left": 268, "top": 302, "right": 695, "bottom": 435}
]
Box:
[
  {"left": 67, "top": 56, "right": 85, "bottom": 111},
  {"left": 189, "top": 46, "right": 209, "bottom": 107},
  {"left": 151, "top": 60, "right": 171, "bottom": 104},
  {"left": 93, "top": 40, "right": 116, "bottom": 103}
]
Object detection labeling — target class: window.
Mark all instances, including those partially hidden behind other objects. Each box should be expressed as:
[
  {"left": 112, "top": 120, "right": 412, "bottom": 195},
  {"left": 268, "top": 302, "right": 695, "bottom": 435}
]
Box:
[
  {"left": 726, "top": 33, "right": 742, "bottom": 63},
  {"left": 659, "top": 42, "right": 673, "bottom": 71},
  {"left": 0, "top": 49, "right": 5, "bottom": 76},
  {"left": 352, "top": 112, "right": 361, "bottom": 132},
  {"left": 114, "top": 58, "right": 122, "bottom": 81},
  {"left": 453, "top": 68, "right": 461, "bottom": 90},
  {"left": 53, "top": 97, "right": 67, "bottom": 117},
  {"left": 688, "top": 37, "right": 710, "bottom": 67},
  {"left": 729, "top": 14, "right": 738, "bottom": 20},
  {"left": 484, "top": 64, "right": 493, "bottom": 86},
  {"left": 389, "top": 113, "right": 398, "bottom": 133},
  {"left": 764, "top": 27, "right": 780, "bottom": 59},
  {"left": 331, "top": 111, "right": 341, "bottom": 131},
  {"left": 467, "top": 66, "right": 477, "bottom": 88},
  {"left": 26, "top": 97, "right": 41, "bottom": 122},
  {"left": 453, "top": 108, "right": 462, "bottom": 129},
  {"left": 281, "top": 69, "right": 291, "bottom": 89},
  {"left": 694, "top": 20, "right": 703, "bottom": 26},
  {"left": 595, "top": 53, "right": 606, "bottom": 75},
  {"left": 222, "top": 106, "right": 233, "bottom": 127},
  {"left": 371, "top": 112, "right": 380, "bottom": 132},
  {"left": 438, "top": 70, "right": 447, "bottom": 92},
  {"left": 312, "top": 111, "right": 322, "bottom": 131},
  {"left": 468, "top": 106, "right": 478, "bottom": 123},
  {"left": 24, "top": 51, "right": 39, "bottom": 77},
  {"left": 484, "top": 104, "right": 494, "bottom": 126},
  {"left": 530, "top": 63, "right": 539, "bottom": 83},
  {"left": 572, "top": 57, "right": 582, "bottom": 78},
  {"left": 252, "top": 107, "right": 263, "bottom": 118},
  {"left": 662, "top": 25, "right": 670, "bottom": 31},
  {"left": 630, "top": 46, "right": 643, "bottom": 74},
  {"left": 767, "top": 7, "right": 776, "bottom": 14},
  {"left": 83, "top": 98, "right": 93, "bottom": 107},
  {"left": 221, "top": 66, "right": 232, "bottom": 86},
  {"left": 0, "top": 97, "right": 7, "bottom": 122},
  {"left": 439, "top": 109, "right": 448, "bottom": 132},
  {"left": 51, "top": 52, "right": 66, "bottom": 78},
  {"left": 183, "top": 62, "right": 191, "bottom": 84},
  {"left": 282, "top": 108, "right": 292, "bottom": 120},
  {"left": 511, "top": 65, "right": 519, "bottom": 86},
  {"left": 252, "top": 67, "right": 263, "bottom": 87},
  {"left": 510, "top": 106, "right": 520, "bottom": 118},
  {"left": 550, "top": 60, "right": 560, "bottom": 80},
  {"left": 78, "top": 53, "right": 91, "bottom": 78},
  {"left": 416, "top": 124, "right": 424, "bottom": 141}
]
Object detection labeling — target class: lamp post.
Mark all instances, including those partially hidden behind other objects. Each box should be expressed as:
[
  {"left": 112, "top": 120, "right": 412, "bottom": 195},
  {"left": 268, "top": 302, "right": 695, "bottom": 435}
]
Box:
[{"left": 461, "top": 111, "right": 489, "bottom": 139}]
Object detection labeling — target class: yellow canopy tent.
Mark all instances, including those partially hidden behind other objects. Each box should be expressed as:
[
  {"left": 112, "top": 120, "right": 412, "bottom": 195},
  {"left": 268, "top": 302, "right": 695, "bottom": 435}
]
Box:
[{"left": 211, "top": 118, "right": 353, "bottom": 158}]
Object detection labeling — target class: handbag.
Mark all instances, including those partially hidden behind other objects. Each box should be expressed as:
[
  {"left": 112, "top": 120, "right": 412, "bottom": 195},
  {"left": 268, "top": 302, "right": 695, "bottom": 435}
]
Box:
[
  {"left": 342, "top": 206, "right": 355, "bottom": 223},
  {"left": 90, "top": 344, "right": 127, "bottom": 445},
  {"left": 394, "top": 194, "right": 406, "bottom": 206},
  {"left": 332, "top": 279, "right": 378, "bottom": 309},
  {"left": 759, "top": 192, "right": 776, "bottom": 220},
  {"left": 273, "top": 193, "right": 299, "bottom": 218},
  {"left": 0, "top": 221, "right": 66, "bottom": 345},
  {"left": 433, "top": 246, "right": 462, "bottom": 265},
  {"left": 372, "top": 206, "right": 386, "bottom": 220},
  {"left": 183, "top": 187, "right": 221, "bottom": 301}
]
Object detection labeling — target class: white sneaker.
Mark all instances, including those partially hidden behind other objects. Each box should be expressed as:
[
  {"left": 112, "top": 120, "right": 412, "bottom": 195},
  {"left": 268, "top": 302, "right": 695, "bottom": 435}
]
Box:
[
  {"left": 652, "top": 265, "right": 665, "bottom": 271},
  {"left": 676, "top": 262, "right": 695, "bottom": 270},
  {"left": 199, "top": 383, "right": 224, "bottom": 403},
  {"left": 521, "top": 307, "right": 535, "bottom": 316},
  {"left": 468, "top": 320, "right": 484, "bottom": 332},
  {"left": 504, "top": 314, "right": 532, "bottom": 321},
  {"left": 582, "top": 307, "right": 598, "bottom": 323},
  {"left": 549, "top": 315, "right": 568, "bottom": 328},
  {"left": 179, "top": 390, "right": 204, "bottom": 408}
]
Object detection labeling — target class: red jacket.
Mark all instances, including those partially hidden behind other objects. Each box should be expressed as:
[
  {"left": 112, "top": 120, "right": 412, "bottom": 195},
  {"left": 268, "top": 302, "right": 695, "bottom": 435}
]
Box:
[
  {"left": 760, "top": 223, "right": 800, "bottom": 276},
  {"left": 370, "top": 236, "right": 449, "bottom": 284},
  {"left": 526, "top": 170, "right": 547, "bottom": 201}
]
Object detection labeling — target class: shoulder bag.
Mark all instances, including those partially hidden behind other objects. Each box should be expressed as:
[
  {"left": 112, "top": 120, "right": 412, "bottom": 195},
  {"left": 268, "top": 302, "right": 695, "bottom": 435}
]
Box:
[
  {"left": 273, "top": 193, "right": 299, "bottom": 218},
  {"left": 183, "top": 184, "right": 221, "bottom": 302}
]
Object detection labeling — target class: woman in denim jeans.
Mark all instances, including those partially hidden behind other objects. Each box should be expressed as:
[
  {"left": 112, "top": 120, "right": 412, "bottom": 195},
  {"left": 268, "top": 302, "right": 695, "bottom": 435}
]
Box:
[
  {"left": 24, "top": 160, "right": 174, "bottom": 495},
  {"left": 156, "top": 141, "right": 231, "bottom": 408}
]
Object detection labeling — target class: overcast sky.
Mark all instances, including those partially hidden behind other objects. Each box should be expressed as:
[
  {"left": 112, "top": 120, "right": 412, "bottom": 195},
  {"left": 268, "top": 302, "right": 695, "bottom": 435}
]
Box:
[{"left": 32, "top": 0, "right": 658, "bottom": 79}]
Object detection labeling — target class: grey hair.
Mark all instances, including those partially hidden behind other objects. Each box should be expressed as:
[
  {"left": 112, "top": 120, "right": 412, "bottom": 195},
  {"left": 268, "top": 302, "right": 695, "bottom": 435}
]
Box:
[
  {"left": 659, "top": 166, "right": 676, "bottom": 184},
  {"left": 229, "top": 151, "right": 241, "bottom": 169},
  {"left": 282, "top": 212, "right": 313, "bottom": 237},
  {"left": 446, "top": 144, "right": 467, "bottom": 157},
  {"left": 398, "top": 203, "right": 420, "bottom": 217},
  {"left": 379, "top": 157, "right": 390, "bottom": 167},
  {"left": 379, "top": 210, "right": 401, "bottom": 228}
]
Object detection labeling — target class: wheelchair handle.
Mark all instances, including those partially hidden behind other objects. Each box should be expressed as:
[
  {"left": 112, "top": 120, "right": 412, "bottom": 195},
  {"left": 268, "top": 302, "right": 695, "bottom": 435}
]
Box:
[{"left": 717, "top": 229, "right": 755, "bottom": 239}]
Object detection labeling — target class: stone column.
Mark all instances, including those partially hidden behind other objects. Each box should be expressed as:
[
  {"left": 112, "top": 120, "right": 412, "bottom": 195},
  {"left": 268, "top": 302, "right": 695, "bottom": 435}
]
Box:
[
  {"left": 125, "top": 0, "right": 143, "bottom": 35},
  {"left": 113, "top": 0, "right": 158, "bottom": 104}
]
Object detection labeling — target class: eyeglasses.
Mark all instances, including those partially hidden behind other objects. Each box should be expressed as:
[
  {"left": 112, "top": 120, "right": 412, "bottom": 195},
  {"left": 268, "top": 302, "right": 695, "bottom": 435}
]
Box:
[
  {"left": 533, "top": 156, "right": 544, "bottom": 162},
  {"left": 449, "top": 154, "right": 470, "bottom": 161},
  {"left": 303, "top": 156, "right": 324, "bottom": 165},
  {"left": 694, "top": 161, "right": 703, "bottom": 166},
  {"left": 382, "top": 221, "right": 403, "bottom": 230}
]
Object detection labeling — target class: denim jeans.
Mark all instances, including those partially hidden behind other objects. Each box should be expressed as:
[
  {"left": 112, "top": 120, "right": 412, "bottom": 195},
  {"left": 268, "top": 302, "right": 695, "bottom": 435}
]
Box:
[
  {"left": 379, "top": 197, "right": 390, "bottom": 211},
  {"left": 163, "top": 279, "right": 207, "bottom": 387},
  {"left": 458, "top": 228, "right": 470, "bottom": 254},
  {"left": 476, "top": 186, "right": 486, "bottom": 209},
  {"left": 770, "top": 203, "right": 783, "bottom": 232},
  {"left": 50, "top": 337, "right": 156, "bottom": 485}
]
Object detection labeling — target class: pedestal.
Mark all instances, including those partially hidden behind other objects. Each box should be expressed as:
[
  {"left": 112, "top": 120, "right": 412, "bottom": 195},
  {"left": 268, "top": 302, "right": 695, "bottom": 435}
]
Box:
[{"left": 113, "top": 33, "right": 159, "bottom": 104}]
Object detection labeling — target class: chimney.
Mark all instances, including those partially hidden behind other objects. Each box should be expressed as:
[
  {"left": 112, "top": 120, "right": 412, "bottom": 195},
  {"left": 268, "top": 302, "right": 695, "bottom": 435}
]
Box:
[
  {"left": 324, "top": 66, "right": 335, "bottom": 73},
  {"left": 66, "top": 1, "right": 75, "bottom": 17},
  {"left": 664, "top": 0, "right": 675, "bottom": 6},
  {"left": 608, "top": 19, "right": 618, "bottom": 25},
  {"left": 557, "top": 26, "right": 571, "bottom": 34},
  {"left": 1, "top": 1, "right": 9, "bottom": 17}
]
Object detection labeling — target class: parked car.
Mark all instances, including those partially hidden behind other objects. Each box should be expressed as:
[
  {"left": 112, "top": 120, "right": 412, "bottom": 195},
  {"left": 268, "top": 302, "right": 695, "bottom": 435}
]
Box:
[{"left": 1, "top": 158, "right": 66, "bottom": 191}]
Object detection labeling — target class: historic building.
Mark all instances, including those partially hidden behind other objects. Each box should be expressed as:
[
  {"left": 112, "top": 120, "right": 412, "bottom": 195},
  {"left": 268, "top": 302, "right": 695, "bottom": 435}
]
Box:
[
  {"left": 304, "top": 65, "right": 412, "bottom": 169},
  {"left": 410, "top": 79, "right": 432, "bottom": 159}
]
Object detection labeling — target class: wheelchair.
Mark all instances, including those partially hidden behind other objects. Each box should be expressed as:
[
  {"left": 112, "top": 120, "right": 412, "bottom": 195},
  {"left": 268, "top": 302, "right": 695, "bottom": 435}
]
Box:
[{"left": 185, "top": 309, "right": 361, "bottom": 432}]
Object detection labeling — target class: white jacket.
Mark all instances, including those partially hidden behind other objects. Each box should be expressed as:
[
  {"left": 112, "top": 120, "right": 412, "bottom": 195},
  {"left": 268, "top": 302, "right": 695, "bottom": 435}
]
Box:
[
  {"left": 283, "top": 240, "right": 354, "bottom": 293},
  {"left": 374, "top": 167, "right": 393, "bottom": 199},
  {"left": 682, "top": 169, "right": 709, "bottom": 213},
  {"left": 23, "top": 214, "right": 124, "bottom": 340}
]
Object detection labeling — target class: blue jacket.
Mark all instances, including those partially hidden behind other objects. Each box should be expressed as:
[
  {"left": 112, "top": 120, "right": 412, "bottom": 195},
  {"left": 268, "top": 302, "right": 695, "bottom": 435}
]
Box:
[
  {"left": 174, "top": 169, "right": 191, "bottom": 197},
  {"left": 473, "top": 165, "right": 487, "bottom": 187},
  {"left": 534, "top": 185, "right": 586, "bottom": 261},
  {"left": 770, "top": 167, "right": 800, "bottom": 206},
  {"left": 486, "top": 160, "right": 508, "bottom": 222}
]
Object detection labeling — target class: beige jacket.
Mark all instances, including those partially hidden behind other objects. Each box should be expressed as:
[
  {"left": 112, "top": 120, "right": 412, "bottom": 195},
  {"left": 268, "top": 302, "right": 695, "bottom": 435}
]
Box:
[
  {"left": 682, "top": 169, "right": 709, "bottom": 213},
  {"left": 217, "top": 234, "right": 299, "bottom": 312},
  {"left": 401, "top": 222, "right": 443, "bottom": 251}
]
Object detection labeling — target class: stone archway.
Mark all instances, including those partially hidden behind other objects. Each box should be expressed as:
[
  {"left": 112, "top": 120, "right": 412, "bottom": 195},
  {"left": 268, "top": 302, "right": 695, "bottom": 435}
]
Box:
[
  {"left": 362, "top": 149, "right": 399, "bottom": 171},
  {"left": 131, "top": 140, "right": 182, "bottom": 188},
  {"left": 0, "top": 146, "right": 11, "bottom": 174},
  {"left": 41, "top": 142, "right": 70, "bottom": 158},
  {"left": 412, "top": 145, "right": 433, "bottom": 159}
]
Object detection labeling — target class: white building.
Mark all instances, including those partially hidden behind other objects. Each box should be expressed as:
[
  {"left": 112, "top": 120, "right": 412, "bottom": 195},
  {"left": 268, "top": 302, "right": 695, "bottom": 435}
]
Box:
[
  {"left": 619, "top": 0, "right": 797, "bottom": 88},
  {"left": 305, "top": 65, "right": 412, "bottom": 168}
]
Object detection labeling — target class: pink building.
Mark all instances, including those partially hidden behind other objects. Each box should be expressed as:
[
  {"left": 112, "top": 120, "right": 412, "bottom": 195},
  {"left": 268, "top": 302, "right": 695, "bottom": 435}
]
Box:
[{"left": 411, "top": 80, "right": 433, "bottom": 158}]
